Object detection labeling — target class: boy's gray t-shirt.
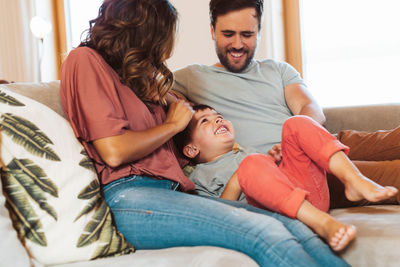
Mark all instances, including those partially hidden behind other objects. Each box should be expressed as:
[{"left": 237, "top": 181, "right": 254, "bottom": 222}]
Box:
[
  {"left": 173, "top": 59, "right": 305, "bottom": 153},
  {"left": 188, "top": 147, "right": 258, "bottom": 202}
]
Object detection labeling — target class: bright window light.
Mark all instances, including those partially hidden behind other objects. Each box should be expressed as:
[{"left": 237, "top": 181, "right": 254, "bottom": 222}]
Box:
[
  {"left": 64, "top": 0, "right": 103, "bottom": 51},
  {"left": 301, "top": 0, "right": 400, "bottom": 107}
]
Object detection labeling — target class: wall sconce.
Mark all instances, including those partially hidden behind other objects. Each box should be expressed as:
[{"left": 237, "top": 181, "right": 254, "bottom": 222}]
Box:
[{"left": 30, "top": 16, "right": 52, "bottom": 82}]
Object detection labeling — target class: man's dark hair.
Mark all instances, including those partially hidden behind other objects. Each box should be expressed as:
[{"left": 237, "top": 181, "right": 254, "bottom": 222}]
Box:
[
  {"left": 209, "top": 0, "right": 264, "bottom": 30},
  {"left": 173, "top": 104, "right": 215, "bottom": 160}
]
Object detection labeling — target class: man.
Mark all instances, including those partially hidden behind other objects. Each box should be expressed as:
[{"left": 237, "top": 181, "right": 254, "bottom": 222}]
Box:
[
  {"left": 173, "top": 0, "right": 324, "bottom": 153},
  {"left": 172, "top": 0, "right": 400, "bottom": 207}
]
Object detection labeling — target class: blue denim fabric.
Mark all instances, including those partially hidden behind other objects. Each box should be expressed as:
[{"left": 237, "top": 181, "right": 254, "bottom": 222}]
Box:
[{"left": 103, "top": 175, "right": 349, "bottom": 267}]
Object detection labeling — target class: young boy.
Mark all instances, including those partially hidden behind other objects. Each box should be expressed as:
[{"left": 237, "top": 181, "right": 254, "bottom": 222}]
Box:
[{"left": 174, "top": 104, "right": 398, "bottom": 252}]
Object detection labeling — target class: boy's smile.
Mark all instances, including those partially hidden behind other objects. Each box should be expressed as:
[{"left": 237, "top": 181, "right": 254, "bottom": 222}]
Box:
[{"left": 188, "top": 108, "right": 235, "bottom": 163}]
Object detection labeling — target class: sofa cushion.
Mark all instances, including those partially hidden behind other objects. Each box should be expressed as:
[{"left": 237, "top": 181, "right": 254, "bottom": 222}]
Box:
[
  {"left": 53, "top": 246, "right": 259, "bottom": 267},
  {"left": 0, "top": 87, "right": 134, "bottom": 265},
  {"left": 337, "top": 127, "right": 400, "bottom": 161},
  {"left": 331, "top": 205, "right": 400, "bottom": 267},
  {"left": 328, "top": 127, "right": 400, "bottom": 208}
]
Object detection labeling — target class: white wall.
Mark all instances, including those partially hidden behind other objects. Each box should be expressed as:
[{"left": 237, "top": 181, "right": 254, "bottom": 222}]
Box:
[{"left": 0, "top": 0, "right": 284, "bottom": 82}]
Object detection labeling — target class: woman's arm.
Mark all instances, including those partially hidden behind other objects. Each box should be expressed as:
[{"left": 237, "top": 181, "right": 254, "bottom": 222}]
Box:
[
  {"left": 93, "top": 100, "right": 193, "bottom": 167},
  {"left": 220, "top": 171, "right": 242, "bottom": 201}
]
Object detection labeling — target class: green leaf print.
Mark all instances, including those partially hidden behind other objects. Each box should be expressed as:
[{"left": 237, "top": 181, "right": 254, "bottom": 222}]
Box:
[
  {"left": 0, "top": 90, "right": 25, "bottom": 106},
  {"left": 1, "top": 167, "right": 47, "bottom": 246},
  {"left": 79, "top": 149, "right": 96, "bottom": 172},
  {"left": 74, "top": 194, "right": 101, "bottom": 222},
  {"left": 7, "top": 158, "right": 58, "bottom": 220},
  {"left": 78, "top": 179, "right": 100, "bottom": 200},
  {"left": 9, "top": 158, "right": 58, "bottom": 197},
  {"left": 76, "top": 179, "right": 134, "bottom": 257},
  {"left": 77, "top": 200, "right": 109, "bottom": 247},
  {"left": 0, "top": 113, "right": 60, "bottom": 161},
  {"left": 91, "top": 213, "right": 134, "bottom": 259}
]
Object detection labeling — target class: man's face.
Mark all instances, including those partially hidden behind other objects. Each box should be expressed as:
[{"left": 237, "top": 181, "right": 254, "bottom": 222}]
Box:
[
  {"left": 211, "top": 7, "right": 260, "bottom": 73},
  {"left": 189, "top": 108, "right": 235, "bottom": 161}
]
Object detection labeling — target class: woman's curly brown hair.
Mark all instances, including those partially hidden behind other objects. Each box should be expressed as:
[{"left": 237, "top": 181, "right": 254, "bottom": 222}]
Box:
[{"left": 81, "top": 0, "right": 178, "bottom": 104}]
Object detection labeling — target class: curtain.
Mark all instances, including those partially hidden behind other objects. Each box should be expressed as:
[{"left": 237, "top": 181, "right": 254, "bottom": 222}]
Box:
[
  {"left": 262, "top": 0, "right": 285, "bottom": 61},
  {"left": 0, "top": 0, "right": 37, "bottom": 82}
]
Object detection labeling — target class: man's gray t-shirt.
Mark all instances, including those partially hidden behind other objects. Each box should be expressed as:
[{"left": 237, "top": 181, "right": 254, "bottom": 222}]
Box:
[
  {"left": 188, "top": 147, "right": 258, "bottom": 202},
  {"left": 173, "top": 59, "right": 305, "bottom": 152}
]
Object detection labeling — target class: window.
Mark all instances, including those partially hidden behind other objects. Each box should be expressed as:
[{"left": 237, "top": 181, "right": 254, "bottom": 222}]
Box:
[
  {"left": 301, "top": 0, "right": 400, "bottom": 107},
  {"left": 64, "top": 0, "right": 102, "bottom": 51}
]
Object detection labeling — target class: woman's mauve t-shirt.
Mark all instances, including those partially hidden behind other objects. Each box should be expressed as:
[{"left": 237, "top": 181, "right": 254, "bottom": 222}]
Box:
[{"left": 60, "top": 47, "right": 195, "bottom": 191}]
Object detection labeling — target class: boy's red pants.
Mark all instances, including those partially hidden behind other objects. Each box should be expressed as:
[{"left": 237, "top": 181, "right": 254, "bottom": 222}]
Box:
[{"left": 237, "top": 115, "right": 349, "bottom": 218}]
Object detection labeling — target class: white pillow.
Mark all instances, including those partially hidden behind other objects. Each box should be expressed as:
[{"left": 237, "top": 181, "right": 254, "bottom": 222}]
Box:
[
  {"left": 0, "top": 177, "right": 32, "bottom": 267},
  {"left": 0, "top": 87, "right": 134, "bottom": 265}
]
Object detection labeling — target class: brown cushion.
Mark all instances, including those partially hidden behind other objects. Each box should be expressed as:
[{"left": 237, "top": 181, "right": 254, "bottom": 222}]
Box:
[
  {"left": 328, "top": 160, "right": 400, "bottom": 208},
  {"left": 329, "top": 127, "right": 400, "bottom": 208},
  {"left": 337, "top": 127, "right": 400, "bottom": 161}
]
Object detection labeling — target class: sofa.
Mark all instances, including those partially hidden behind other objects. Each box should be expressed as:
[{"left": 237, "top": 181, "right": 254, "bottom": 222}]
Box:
[{"left": 0, "top": 81, "right": 399, "bottom": 267}]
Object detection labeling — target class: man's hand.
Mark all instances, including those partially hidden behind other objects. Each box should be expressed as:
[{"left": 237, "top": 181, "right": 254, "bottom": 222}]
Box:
[{"left": 268, "top": 144, "right": 282, "bottom": 163}]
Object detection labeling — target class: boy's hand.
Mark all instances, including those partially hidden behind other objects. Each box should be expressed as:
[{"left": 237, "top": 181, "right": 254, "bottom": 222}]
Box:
[
  {"left": 268, "top": 144, "right": 282, "bottom": 163},
  {"left": 220, "top": 171, "right": 242, "bottom": 201}
]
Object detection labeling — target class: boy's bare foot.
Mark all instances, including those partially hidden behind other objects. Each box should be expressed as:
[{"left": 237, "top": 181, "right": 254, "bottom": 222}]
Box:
[
  {"left": 344, "top": 175, "right": 398, "bottom": 203},
  {"left": 329, "top": 151, "right": 398, "bottom": 203},
  {"left": 325, "top": 222, "right": 357, "bottom": 252},
  {"left": 313, "top": 214, "right": 357, "bottom": 252},
  {"left": 297, "top": 200, "right": 357, "bottom": 252}
]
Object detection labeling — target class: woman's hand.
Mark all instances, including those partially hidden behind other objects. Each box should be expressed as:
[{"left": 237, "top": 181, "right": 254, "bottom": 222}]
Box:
[
  {"left": 268, "top": 144, "right": 282, "bottom": 164},
  {"left": 93, "top": 99, "right": 194, "bottom": 167},
  {"left": 165, "top": 99, "right": 194, "bottom": 133}
]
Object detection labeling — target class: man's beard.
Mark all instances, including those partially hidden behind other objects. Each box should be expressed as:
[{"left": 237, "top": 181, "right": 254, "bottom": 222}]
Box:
[{"left": 216, "top": 47, "right": 254, "bottom": 73}]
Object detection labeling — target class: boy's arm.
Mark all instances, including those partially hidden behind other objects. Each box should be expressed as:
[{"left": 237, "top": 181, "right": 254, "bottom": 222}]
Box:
[{"left": 220, "top": 171, "right": 242, "bottom": 201}]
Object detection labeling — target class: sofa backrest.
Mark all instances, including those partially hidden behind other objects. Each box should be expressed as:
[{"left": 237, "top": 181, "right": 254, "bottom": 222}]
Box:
[
  {"left": 0, "top": 81, "right": 65, "bottom": 118},
  {"left": 1, "top": 81, "right": 399, "bottom": 134},
  {"left": 324, "top": 104, "right": 400, "bottom": 134}
]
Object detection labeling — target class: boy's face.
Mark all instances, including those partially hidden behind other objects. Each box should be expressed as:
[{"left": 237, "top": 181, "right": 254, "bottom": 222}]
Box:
[{"left": 187, "top": 108, "right": 235, "bottom": 162}]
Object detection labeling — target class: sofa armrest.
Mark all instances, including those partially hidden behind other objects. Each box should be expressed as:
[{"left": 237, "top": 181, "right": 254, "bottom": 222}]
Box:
[{"left": 323, "top": 103, "right": 400, "bottom": 134}]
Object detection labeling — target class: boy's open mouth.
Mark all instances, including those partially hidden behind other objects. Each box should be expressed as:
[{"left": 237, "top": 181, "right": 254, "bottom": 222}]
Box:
[{"left": 215, "top": 125, "right": 229, "bottom": 135}]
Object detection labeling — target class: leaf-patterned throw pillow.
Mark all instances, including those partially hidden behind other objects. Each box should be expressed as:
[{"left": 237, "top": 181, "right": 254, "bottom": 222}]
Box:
[{"left": 0, "top": 87, "right": 134, "bottom": 265}]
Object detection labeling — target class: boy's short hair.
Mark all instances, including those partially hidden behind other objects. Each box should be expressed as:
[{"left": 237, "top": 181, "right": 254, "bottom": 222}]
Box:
[
  {"left": 173, "top": 104, "right": 215, "bottom": 159},
  {"left": 209, "top": 0, "right": 264, "bottom": 30}
]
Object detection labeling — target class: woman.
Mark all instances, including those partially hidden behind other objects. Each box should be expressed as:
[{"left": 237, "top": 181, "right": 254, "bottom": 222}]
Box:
[{"left": 60, "top": 0, "right": 349, "bottom": 266}]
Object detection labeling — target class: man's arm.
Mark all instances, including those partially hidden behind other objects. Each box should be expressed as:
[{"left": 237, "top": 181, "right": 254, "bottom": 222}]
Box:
[
  {"left": 220, "top": 171, "right": 242, "bottom": 201},
  {"left": 284, "top": 83, "right": 326, "bottom": 125}
]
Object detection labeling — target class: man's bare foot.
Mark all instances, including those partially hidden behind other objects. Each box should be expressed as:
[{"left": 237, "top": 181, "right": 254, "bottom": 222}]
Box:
[{"left": 344, "top": 175, "right": 398, "bottom": 203}]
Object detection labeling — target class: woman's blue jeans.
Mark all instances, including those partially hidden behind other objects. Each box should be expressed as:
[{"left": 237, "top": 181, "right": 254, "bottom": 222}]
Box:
[{"left": 103, "top": 176, "right": 349, "bottom": 267}]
